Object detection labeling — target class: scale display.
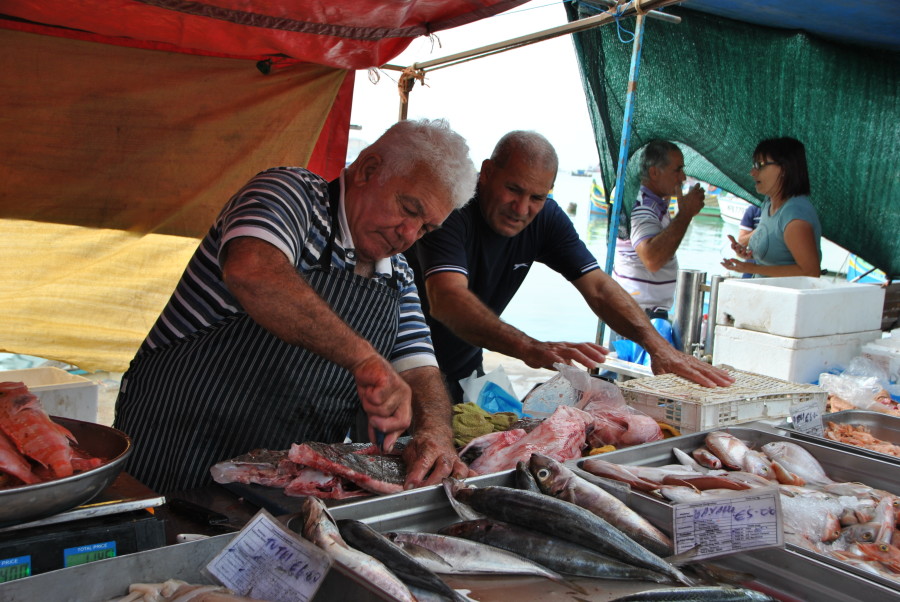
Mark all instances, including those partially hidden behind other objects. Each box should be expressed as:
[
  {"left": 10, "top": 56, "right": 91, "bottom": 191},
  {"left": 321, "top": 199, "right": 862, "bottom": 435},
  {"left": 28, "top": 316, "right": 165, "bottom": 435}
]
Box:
[
  {"left": 0, "top": 555, "right": 31, "bottom": 583},
  {"left": 63, "top": 541, "right": 117, "bottom": 567}
]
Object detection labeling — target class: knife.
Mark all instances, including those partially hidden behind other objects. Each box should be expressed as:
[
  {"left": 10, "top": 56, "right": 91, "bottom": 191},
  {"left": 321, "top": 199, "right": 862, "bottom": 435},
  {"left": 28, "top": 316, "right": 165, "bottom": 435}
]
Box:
[{"left": 374, "top": 429, "right": 386, "bottom": 480}]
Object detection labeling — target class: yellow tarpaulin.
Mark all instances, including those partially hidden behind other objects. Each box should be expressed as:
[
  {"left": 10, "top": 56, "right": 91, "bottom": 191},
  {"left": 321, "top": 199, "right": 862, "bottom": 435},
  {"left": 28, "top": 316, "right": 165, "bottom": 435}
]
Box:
[{"left": 0, "top": 29, "right": 347, "bottom": 371}]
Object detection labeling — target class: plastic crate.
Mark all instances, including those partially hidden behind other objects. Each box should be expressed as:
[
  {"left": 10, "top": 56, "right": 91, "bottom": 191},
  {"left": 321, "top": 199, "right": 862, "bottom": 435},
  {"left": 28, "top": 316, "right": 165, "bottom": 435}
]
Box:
[
  {"left": 619, "top": 368, "right": 827, "bottom": 434},
  {"left": 0, "top": 367, "right": 99, "bottom": 422}
]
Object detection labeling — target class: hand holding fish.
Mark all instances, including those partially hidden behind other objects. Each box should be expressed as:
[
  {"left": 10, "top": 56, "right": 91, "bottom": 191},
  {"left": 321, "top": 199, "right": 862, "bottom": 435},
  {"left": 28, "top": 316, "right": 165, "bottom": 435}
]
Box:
[
  {"left": 402, "top": 434, "right": 470, "bottom": 489},
  {"left": 520, "top": 340, "right": 609, "bottom": 372},
  {"left": 352, "top": 354, "right": 412, "bottom": 450},
  {"left": 648, "top": 345, "right": 734, "bottom": 388}
]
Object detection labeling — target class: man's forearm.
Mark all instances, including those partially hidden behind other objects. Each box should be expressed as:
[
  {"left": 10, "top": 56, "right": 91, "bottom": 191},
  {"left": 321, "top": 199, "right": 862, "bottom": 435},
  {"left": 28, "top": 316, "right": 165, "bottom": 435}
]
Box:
[
  {"left": 402, "top": 366, "right": 454, "bottom": 438},
  {"left": 637, "top": 213, "right": 693, "bottom": 272}
]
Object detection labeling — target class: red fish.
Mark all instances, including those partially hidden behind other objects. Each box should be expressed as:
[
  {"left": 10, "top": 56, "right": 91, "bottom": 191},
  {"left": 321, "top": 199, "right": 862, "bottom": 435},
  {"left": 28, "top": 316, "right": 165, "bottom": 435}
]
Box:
[
  {"left": 0, "top": 382, "right": 76, "bottom": 478},
  {"left": 0, "top": 427, "right": 39, "bottom": 485}
]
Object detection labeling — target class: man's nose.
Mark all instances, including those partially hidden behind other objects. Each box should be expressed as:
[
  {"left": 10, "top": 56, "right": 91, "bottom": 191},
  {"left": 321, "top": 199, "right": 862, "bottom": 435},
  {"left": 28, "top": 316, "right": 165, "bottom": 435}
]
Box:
[
  {"left": 397, "top": 218, "right": 423, "bottom": 245},
  {"left": 510, "top": 195, "right": 530, "bottom": 216}
]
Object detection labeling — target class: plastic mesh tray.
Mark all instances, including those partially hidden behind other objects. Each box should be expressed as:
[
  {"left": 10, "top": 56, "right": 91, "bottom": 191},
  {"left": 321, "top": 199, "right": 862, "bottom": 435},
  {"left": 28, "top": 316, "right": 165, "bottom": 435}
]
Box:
[{"left": 619, "top": 368, "right": 827, "bottom": 433}]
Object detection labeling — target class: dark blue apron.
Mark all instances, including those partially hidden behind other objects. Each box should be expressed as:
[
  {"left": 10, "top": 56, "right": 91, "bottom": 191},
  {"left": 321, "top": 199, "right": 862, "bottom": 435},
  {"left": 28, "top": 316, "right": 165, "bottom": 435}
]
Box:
[{"left": 114, "top": 186, "right": 401, "bottom": 493}]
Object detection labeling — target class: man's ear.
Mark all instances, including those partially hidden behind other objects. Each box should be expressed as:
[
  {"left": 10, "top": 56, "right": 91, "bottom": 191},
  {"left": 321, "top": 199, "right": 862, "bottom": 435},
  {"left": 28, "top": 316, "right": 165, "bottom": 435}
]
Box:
[
  {"left": 352, "top": 153, "right": 382, "bottom": 186},
  {"left": 478, "top": 158, "right": 493, "bottom": 185}
]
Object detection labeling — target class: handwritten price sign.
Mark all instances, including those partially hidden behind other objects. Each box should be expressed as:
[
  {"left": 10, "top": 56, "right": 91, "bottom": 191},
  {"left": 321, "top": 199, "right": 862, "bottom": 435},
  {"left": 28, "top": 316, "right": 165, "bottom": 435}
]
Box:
[
  {"left": 672, "top": 489, "right": 783, "bottom": 561},
  {"left": 790, "top": 399, "right": 825, "bottom": 436},
  {"left": 207, "top": 509, "right": 331, "bottom": 602}
]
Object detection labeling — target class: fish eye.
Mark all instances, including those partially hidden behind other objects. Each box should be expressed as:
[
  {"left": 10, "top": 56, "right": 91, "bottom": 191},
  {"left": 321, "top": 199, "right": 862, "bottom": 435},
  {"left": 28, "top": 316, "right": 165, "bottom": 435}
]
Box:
[
  {"left": 880, "top": 544, "right": 890, "bottom": 552},
  {"left": 862, "top": 533, "right": 873, "bottom": 541},
  {"left": 536, "top": 468, "right": 550, "bottom": 479}
]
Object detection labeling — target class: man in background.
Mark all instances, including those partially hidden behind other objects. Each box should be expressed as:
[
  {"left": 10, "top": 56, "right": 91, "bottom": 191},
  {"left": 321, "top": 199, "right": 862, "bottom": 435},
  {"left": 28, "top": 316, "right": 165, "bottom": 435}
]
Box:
[
  {"left": 612, "top": 139, "right": 705, "bottom": 320},
  {"left": 408, "top": 131, "right": 733, "bottom": 404}
]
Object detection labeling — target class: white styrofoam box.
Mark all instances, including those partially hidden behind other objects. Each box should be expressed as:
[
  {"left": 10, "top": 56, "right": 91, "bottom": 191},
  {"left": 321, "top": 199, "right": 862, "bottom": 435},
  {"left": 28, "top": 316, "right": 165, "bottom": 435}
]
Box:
[
  {"left": 861, "top": 338, "right": 900, "bottom": 380},
  {"left": 0, "top": 367, "right": 99, "bottom": 422},
  {"left": 712, "top": 325, "right": 881, "bottom": 384},
  {"left": 716, "top": 277, "right": 885, "bottom": 338}
]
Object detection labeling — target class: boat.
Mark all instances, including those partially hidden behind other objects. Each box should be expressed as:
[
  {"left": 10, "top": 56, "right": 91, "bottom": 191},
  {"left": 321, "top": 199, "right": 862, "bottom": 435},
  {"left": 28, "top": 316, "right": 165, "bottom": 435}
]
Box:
[
  {"left": 847, "top": 254, "right": 888, "bottom": 283},
  {"left": 718, "top": 194, "right": 752, "bottom": 226},
  {"left": 588, "top": 178, "right": 609, "bottom": 218},
  {"left": 571, "top": 168, "right": 597, "bottom": 177}
]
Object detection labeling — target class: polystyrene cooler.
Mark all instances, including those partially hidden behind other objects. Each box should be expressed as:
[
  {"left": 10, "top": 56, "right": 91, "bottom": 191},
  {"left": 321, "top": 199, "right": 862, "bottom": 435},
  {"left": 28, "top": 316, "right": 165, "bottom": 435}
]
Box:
[
  {"left": 0, "top": 367, "right": 99, "bottom": 422},
  {"left": 716, "top": 276, "right": 885, "bottom": 338}
]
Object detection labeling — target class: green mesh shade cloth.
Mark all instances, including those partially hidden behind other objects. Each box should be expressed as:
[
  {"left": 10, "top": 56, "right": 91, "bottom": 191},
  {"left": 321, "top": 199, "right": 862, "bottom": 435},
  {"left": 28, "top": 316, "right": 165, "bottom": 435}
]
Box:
[{"left": 566, "top": 2, "right": 900, "bottom": 277}]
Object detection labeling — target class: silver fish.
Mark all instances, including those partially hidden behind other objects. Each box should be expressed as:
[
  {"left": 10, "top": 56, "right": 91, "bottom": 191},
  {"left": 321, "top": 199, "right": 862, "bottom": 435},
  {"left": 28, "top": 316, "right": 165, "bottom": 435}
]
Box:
[
  {"left": 438, "top": 519, "right": 671, "bottom": 582},
  {"left": 338, "top": 519, "right": 468, "bottom": 602},
  {"left": 607, "top": 585, "right": 776, "bottom": 601},
  {"left": 296, "top": 497, "right": 414, "bottom": 602},
  {"left": 529, "top": 453, "right": 673, "bottom": 556},
  {"left": 760, "top": 441, "right": 833, "bottom": 486},
  {"left": 705, "top": 432, "right": 751, "bottom": 471},
  {"left": 442, "top": 477, "right": 695, "bottom": 585},
  {"left": 385, "top": 530, "right": 582, "bottom": 592}
]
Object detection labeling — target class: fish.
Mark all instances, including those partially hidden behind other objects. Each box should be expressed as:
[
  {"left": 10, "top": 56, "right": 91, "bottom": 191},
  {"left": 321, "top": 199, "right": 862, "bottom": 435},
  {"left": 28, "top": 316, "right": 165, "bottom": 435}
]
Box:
[
  {"left": 514, "top": 460, "right": 541, "bottom": 493},
  {"left": 857, "top": 542, "right": 900, "bottom": 572},
  {"left": 579, "top": 457, "right": 670, "bottom": 492},
  {"left": 0, "top": 426, "right": 39, "bottom": 485},
  {"left": 438, "top": 519, "right": 671, "bottom": 582},
  {"left": 691, "top": 447, "right": 723, "bottom": 470},
  {"left": 661, "top": 474, "right": 752, "bottom": 491},
  {"left": 673, "top": 447, "right": 709, "bottom": 473},
  {"left": 288, "top": 441, "right": 406, "bottom": 494},
  {"left": 606, "top": 585, "right": 777, "bottom": 601},
  {"left": 209, "top": 448, "right": 302, "bottom": 488},
  {"left": 760, "top": 441, "right": 833, "bottom": 486},
  {"left": 740, "top": 450, "right": 775, "bottom": 480},
  {"left": 442, "top": 478, "right": 695, "bottom": 585},
  {"left": 529, "top": 453, "right": 673, "bottom": 556},
  {"left": 338, "top": 519, "right": 469, "bottom": 602},
  {"left": 384, "top": 530, "right": 583, "bottom": 592},
  {"left": 0, "top": 382, "right": 75, "bottom": 477},
  {"left": 705, "top": 432, "right": 751, "bottom": 471},
  {"left": 296, "top": 497, "right": 415, "bottom": 602}
]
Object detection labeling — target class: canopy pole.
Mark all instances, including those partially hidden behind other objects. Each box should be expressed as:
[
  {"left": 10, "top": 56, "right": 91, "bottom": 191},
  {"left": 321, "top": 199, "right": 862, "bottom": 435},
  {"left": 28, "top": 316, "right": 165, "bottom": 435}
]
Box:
[{"left": 598, "top": 11, "right": 647, "bottom": 346}]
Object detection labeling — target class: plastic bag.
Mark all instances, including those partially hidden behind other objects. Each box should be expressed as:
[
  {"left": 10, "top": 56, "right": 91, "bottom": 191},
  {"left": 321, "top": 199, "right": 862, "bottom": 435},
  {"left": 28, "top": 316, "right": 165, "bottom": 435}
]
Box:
[
  {"left": 612, "top": 318, "right": 676, "bottom": 365},
  {"left": 459, "top": 366, "right": 525, "bottom": 417},
  {"left": 818, "top": 356, "right": 900, "bottom": 413}
]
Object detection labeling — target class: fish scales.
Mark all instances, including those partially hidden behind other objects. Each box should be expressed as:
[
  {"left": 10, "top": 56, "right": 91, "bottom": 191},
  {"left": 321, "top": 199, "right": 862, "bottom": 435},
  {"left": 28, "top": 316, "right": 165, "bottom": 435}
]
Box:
[
  {"left": 289, "top": 441, "right": 407, "bottom": 494},
  {"left": 448, "top": 481, "right": 692, "bottom": 585}
]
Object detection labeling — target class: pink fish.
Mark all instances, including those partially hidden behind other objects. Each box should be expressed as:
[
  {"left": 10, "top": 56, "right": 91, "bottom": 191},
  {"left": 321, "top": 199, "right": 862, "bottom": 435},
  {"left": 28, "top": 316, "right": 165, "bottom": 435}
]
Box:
[
  {"left": 0, "top": 427, "right": 39, "bottom": 485},
  {"left": 0, "top": 382, "right": 76, "bottom": 478}
]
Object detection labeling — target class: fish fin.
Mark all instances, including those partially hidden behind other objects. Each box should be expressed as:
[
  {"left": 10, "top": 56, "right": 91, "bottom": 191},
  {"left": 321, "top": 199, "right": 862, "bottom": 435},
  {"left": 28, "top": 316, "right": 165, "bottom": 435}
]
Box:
[
  {"left": 665, "top": 544, "right": 702, "bottom": 566},
  {"left": 442, "top": 478, "right": 485, "bottom": 522}
]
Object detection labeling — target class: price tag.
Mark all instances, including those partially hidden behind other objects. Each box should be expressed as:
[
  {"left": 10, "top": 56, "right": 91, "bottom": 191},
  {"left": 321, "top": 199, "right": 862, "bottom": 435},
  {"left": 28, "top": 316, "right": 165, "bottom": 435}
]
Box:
[
  {"left": 207, "top": 509, "right": 331, "bottom": 602},
  {"left": 672, "top": 488, "right": 782, "bottom": 561},
  {"left": 790, "top": 399, "right": 824, "bottom": 436}
]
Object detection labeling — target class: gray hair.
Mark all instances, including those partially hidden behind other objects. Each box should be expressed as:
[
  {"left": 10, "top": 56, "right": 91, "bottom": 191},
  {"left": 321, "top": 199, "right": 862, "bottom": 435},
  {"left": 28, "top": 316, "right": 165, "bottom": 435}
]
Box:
[
  {"left": 639, "top": 139, "right": 680, "bottom": 181},
  {"left": 491, "top": 130, "right": 559, "bottom": 173},
  {"left": 355, "top": 118, "right": 476, "bottom": 210}
]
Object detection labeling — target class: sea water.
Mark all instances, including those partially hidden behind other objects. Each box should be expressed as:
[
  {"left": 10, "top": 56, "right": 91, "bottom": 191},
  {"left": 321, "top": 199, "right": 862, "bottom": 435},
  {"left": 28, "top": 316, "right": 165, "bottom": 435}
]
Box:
[{"left": 501, "top": 172, "right": 852, "bottom": 345}]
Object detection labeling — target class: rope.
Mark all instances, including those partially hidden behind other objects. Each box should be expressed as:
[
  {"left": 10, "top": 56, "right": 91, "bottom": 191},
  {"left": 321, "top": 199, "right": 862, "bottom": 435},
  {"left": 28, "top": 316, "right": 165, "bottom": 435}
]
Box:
[
  {"left": 613, "top": 1, "right": 636, "bottom": 43},
  {"left": 398, "top": 66, "right": 427, "bottom": 103}
]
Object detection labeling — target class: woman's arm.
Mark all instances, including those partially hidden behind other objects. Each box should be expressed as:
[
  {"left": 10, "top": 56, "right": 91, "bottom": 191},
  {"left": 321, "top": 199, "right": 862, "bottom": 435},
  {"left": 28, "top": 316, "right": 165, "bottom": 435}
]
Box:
[{"left": 722, "top": 219, "right": 820, "bottom": 277}]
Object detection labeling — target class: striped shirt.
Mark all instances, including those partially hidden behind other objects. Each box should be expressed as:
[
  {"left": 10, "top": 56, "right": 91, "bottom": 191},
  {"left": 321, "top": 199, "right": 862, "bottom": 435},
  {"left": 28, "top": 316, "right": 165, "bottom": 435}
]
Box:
[
  {"left": 140, "top": 167, "right": 437, "bottom": 373},
  {"left": 613, "top": 185, "right": 679, "bottom": 310}
]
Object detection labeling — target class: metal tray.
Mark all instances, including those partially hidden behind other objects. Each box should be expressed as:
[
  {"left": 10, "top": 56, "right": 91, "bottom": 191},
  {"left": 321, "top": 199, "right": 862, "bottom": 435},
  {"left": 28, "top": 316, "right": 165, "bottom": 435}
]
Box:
[
  {"left": 0, "top": 416, "right": 132, "bottom": 527},
  {"left": 777, "top": 410, "right": 900, "bottom": 464},
  {"left": 572, "top": 424, "right": 900, "bottom": 596}
]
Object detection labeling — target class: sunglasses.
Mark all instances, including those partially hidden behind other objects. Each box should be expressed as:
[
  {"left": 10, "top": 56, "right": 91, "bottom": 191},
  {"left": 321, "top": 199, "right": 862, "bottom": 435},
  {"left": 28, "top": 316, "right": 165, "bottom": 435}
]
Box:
[{"left": 752, "top": 160, "right": 778, "bottom": 171}]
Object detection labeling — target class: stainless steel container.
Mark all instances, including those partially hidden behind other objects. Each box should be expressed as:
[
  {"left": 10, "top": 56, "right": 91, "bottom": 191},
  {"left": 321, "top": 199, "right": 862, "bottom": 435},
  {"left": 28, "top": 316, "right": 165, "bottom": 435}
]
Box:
[{"left": 777, "top": 409, "right": 900, "bottom": 464}]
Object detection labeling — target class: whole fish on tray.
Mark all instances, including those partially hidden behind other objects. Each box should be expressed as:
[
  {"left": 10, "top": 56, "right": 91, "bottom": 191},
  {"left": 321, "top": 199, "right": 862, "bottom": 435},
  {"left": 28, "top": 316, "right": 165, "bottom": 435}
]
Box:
[{"left": 607, "top": 585, "right": 776, "bottom": 601}]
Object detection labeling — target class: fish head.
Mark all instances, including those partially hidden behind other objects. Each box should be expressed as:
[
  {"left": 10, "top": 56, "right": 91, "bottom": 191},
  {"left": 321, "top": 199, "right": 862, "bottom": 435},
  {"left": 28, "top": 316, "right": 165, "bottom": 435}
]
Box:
[{"left": 527, "top": 453, "right": 568, "bottom": 495}]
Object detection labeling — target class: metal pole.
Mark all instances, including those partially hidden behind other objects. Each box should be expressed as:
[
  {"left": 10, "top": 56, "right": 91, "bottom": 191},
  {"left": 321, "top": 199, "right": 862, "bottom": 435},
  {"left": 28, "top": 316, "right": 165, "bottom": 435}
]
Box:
[
  {"left": 705, "top": 274, "right": 724, "bottom": 359},
  {"left": 597, "top": 11, "right": 647, "bottom": 346},
  {"left": 672, "top": 269, "right": 706, "bottom": 355}
]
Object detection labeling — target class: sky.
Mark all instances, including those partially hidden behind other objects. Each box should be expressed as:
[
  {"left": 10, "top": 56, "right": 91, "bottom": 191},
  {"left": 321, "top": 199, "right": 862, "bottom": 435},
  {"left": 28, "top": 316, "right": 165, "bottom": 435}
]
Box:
[{"left": 348, "top": 1, "right": 601, "bottom": 172}]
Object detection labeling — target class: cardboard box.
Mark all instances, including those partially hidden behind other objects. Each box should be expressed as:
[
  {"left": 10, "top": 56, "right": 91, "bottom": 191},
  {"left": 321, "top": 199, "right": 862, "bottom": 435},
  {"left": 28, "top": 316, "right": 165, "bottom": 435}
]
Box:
[
  {"left": 712, "top": 325, "right": 881, "bottom": 384},
  {"left": 716, "top": 277, "right": 885, "bottom": 338},
  {"left": 0, "top": 367, "right": 99, "bottom": 422}
]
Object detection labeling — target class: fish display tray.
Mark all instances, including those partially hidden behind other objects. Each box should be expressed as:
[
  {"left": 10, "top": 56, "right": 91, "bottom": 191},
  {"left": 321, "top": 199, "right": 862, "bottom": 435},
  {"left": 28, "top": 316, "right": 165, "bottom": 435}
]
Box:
[
  {"left": 572, "top": 424, "right": 900, "bottom": 596},
  {"left": 619, "top": 369, "right": 827, "bottom": 433},
  {"left": 777, "top": 410, "right": 900, "bottom": 465},
  {"left": 2, "top": 465, "right": 893, "bottom": 601}
]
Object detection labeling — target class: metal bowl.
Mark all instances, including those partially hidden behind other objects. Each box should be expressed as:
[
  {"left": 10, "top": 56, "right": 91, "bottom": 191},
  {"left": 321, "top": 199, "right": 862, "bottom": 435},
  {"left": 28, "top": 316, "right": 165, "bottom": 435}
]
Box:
[{"left": 0, "top": 416, "right": 132, "bottom": 527}]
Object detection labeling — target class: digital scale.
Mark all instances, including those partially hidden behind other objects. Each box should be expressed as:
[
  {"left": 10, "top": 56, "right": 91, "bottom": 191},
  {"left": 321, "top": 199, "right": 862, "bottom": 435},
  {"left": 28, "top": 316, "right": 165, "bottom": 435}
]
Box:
[{"left": 0, "top": 473, "right": 166, "bottom": 583}]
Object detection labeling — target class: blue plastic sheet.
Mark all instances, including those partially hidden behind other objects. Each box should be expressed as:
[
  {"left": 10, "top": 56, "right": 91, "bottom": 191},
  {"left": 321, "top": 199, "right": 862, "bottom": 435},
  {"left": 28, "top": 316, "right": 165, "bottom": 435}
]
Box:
[
  {"left": 477, "top": 381, "right": 527, "bottom": 417},
  {"left": 613, "top": 318, "right": 676, "bottom": 366}
]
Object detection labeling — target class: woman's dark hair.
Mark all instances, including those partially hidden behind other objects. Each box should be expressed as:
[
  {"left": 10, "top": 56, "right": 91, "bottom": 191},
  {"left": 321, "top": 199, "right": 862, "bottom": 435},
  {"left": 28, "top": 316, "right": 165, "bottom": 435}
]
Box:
[{"left": 753, "top": 137, "right": 810, "bottom": 199}]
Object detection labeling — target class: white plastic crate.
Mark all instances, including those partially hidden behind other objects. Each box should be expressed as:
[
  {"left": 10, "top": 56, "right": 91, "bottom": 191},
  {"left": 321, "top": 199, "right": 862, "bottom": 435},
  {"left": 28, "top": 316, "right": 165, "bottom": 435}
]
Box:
[
  {"left": 861, "top": 337, "right": 900, "bottom": 380},
  {"left": 0, "top": 367, "right": 99, "bottom": 422},
  {"left": 619, "top": 368, "right": 827, "bottom": 434},
  {"left": 713, "top": 325, "right": 880, "bottom": 384},
  {"left": 716, "top": 277, "right": 885, "bottom": 338}
]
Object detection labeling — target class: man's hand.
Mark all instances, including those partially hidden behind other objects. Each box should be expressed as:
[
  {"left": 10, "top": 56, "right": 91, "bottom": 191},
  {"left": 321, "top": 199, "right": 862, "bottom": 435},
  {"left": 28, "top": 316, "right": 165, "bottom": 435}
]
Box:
[
  {"left": 649, "top": 345, "right": 734, "bottom": 388},
  {"left": 521, "top": 340, "right": 609, "bottom": 371},
  {"left": 401, "top": 434, "right": 470, "bottom": 489},
  {"left": 677, "top": 183, "right": 705, "bottom": 218},
  {"left": 352, "top": 355, "right": 412, "bottom": 452}
]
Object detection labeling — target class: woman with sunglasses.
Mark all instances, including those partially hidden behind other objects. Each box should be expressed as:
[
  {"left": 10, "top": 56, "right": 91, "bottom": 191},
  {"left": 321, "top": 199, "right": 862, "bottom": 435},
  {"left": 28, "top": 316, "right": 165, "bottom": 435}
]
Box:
[{"left": 721, "top": 137, "right": 822, "bottom": 277}]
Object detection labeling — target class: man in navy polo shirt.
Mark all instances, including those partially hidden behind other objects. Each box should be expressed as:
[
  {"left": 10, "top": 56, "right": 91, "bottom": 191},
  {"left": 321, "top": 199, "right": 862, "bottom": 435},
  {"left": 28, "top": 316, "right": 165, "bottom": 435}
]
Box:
[{"left": 408, "top": 131, "right": 732, "bottom": 403}]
